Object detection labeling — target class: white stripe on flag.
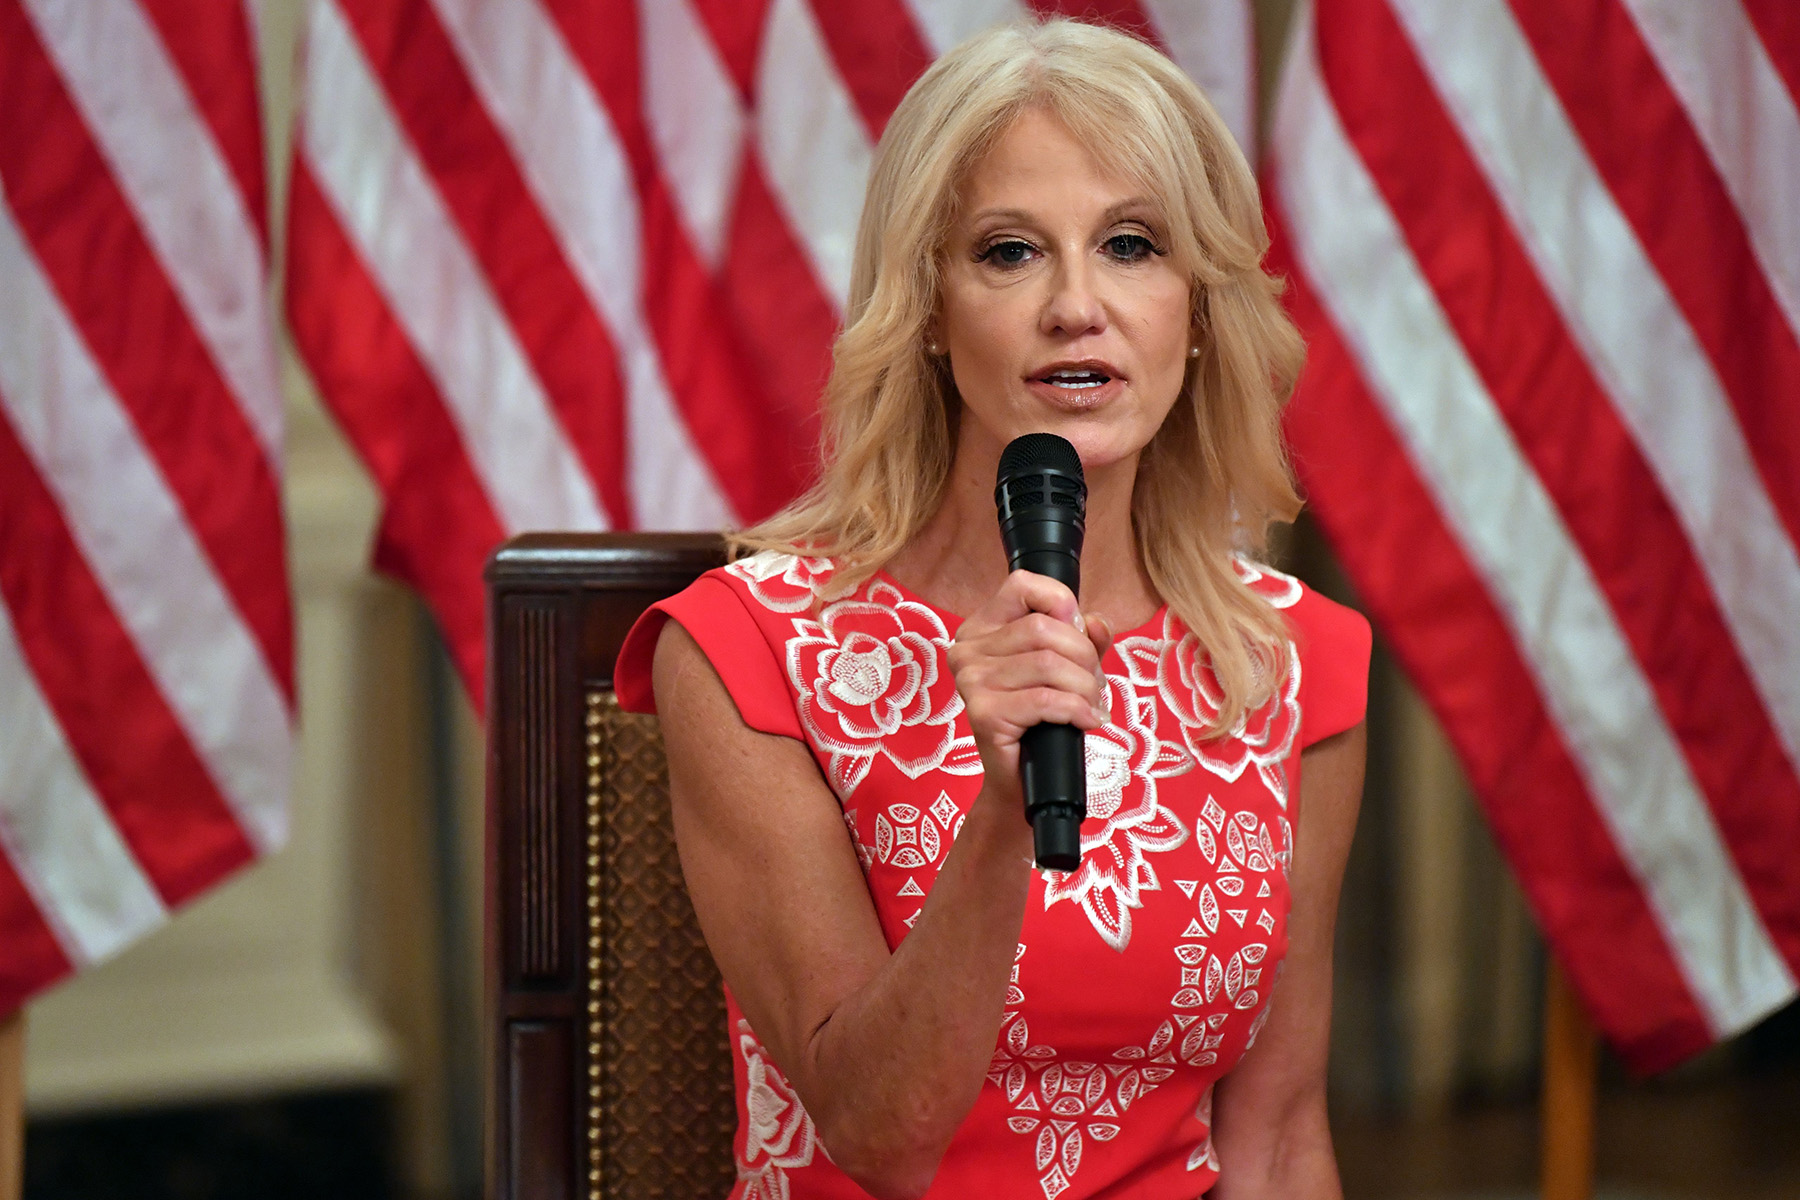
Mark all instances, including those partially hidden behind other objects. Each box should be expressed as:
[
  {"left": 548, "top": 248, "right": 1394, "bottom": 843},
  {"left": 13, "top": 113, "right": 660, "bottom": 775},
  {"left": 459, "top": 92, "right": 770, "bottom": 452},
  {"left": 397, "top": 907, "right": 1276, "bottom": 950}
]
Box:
[
  {"left": 1392, "top": 0, "right": 1800, "bottom": 777},
  {"left": 23, "top": 0, "right": 283, "bottom": 465},
  {"left": 1620, "top": 0, "right": 1800, "bottom": 340},
  {"left": 641, "top": 0, "right": 745, "bottom": 268},
  {"left": 1141, "top": 0, "right": 1257, "bottom": 157},
  {"left": 754, "top": 0, "right": 874, "bottom": 311},
  {"left": 0, "top": 601, "right": 167, "bottom": 966},
  {"left": 0, "top": 188, "right": 291, "bottom": 855},
  {"left": 1272, "top": 10, "right": 1796, "bottom": 1035},
  {"left": 302, "top": 0, "right": 607, "bottom": 537},
  {"left": 244, "top": 0, "right": 265, "bottom": 63},
  {"left": 427, "top": 0, "right": 734, "bottom": 530},
  {"left": 902, "top": 0, "right": 1024, "bottom": 56}
]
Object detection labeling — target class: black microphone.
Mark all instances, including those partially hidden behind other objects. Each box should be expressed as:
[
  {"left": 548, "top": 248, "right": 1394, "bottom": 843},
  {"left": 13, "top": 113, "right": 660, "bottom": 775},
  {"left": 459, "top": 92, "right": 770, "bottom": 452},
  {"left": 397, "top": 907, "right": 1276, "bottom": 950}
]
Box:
[{"left": 994, "top": 433, "right": 1088, "bottom": 871}]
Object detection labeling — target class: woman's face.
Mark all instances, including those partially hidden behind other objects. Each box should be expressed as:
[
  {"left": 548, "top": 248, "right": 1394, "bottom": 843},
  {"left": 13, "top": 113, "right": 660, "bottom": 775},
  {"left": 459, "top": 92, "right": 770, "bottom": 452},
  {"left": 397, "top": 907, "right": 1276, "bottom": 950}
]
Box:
[{"left": 936, "top": 107, "right": 1193, "bottom": 474}]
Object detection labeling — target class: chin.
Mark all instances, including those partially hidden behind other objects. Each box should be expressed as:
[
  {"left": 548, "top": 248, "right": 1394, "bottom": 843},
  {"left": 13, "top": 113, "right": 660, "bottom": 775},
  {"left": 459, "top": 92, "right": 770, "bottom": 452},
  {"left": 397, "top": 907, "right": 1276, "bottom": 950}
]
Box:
[{"left": 1028, "top": 429, "right": 1146, "bottom": 478}]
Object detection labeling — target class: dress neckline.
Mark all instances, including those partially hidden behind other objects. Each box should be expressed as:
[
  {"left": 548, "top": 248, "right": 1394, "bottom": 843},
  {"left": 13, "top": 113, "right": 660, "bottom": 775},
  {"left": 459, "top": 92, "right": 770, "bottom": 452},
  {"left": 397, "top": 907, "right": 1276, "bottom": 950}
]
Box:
[{"left": 871, "top": 566, "right": 1173, "bottom": 642}]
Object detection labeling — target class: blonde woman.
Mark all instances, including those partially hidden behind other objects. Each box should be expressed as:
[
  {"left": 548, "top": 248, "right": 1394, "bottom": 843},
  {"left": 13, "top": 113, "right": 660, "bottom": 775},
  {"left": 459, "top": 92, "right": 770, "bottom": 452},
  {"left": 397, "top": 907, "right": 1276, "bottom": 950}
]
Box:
[{"left": 617, "top": 18, "right": 1370, "bottom": 1200}]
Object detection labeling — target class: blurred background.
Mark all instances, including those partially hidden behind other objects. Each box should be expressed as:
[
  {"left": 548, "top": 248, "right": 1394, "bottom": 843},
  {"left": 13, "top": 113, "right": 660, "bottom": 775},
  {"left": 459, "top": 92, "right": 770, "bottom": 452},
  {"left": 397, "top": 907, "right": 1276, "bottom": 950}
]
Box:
[{"left": 7, "top": 1, "right": 1798, "bottom": 1199}]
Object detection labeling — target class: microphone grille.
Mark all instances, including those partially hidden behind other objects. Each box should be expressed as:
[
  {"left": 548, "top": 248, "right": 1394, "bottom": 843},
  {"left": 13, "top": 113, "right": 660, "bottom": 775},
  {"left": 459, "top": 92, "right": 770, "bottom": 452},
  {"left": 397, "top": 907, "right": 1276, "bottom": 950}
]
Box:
[{"left": 997, "top": 433, "right": 1083, "bottom": 482}]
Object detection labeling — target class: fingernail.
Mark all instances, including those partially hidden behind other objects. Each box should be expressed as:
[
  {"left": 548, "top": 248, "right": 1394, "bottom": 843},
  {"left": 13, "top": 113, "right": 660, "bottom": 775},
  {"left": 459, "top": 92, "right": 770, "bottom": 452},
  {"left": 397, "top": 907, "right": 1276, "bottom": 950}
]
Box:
[
  {"left": 1091, "top": 703, "right": 1108, "bottom": 725},
  {"left": 1073, "top": 611, "right": 1087, "bottom": 633}
]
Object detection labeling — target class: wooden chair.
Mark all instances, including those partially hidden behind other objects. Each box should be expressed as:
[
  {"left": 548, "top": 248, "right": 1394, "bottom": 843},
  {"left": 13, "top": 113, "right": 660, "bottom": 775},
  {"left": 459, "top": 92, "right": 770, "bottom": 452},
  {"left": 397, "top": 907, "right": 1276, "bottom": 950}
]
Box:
[{"left": 485, "top": 533, "right": 734, "bottom": 1200}]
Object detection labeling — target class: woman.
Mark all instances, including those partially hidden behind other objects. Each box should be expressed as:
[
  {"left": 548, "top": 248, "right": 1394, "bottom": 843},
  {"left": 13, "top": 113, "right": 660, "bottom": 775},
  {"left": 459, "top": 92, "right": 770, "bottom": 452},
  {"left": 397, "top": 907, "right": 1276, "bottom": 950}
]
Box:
[{"left": 616, "top": 18, "right": 1370, "bottom": 1200}]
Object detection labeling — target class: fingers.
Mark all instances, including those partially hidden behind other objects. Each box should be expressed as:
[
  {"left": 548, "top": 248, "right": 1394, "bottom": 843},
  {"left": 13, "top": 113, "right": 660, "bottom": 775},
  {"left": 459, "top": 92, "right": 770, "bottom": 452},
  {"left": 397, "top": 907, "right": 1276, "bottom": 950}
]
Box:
[
  {"left": 959, "top": 646, "right": 1107, "bottom": 719},
  {"left": 1084, "top": 610, "right": 1114, "bottom": 666},
  {"left": 966, "top": 610, "right": 1099, "bottom": 674},
  {"left": 961, "top": 570, "right": 1082, "bottom": 639},
  {"left": 963, "top": 683, "right": 1107, "bottom": 739}
]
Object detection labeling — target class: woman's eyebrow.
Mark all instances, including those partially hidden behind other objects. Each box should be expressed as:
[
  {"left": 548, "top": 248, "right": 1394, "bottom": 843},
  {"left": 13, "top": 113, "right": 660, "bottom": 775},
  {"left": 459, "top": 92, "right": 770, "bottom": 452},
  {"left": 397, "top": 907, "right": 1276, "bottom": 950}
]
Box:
[
  {"left": 966, "top": 198, "right": 1160, "bottom": 228},
  {"left": 1100, "top": 198, "right": 1159, "bottom": 222},
  {"left": 966, "top": 207, "right": 1037, "bottom": 227}
]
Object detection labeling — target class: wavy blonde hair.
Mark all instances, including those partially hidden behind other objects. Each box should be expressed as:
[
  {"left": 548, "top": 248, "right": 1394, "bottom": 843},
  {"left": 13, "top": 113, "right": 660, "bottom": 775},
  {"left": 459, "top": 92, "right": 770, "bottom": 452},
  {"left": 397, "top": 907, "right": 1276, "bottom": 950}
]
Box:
[{"left": 733, "top": 17, "right": 1306, "bottom": 737}]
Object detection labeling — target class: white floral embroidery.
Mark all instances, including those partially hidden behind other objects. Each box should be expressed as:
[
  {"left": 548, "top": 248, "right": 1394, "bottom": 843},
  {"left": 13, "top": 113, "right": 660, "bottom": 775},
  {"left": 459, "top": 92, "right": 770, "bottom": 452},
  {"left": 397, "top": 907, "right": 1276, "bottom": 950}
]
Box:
[
  {"left": 785, "top": 581, "right": 979, "bottom": 798},
  {"left": 1116, "top": 613, "right": 1303, "bottom": 809},
  {"left": 725, "top": 549, "right": 834, "bottom": 613},
  {"left": 1041, "top": 673, "right": 1192, "bottom": 951},
  {"left": 735, "top": 1021, "right": 818, "bottom": 1200},
  {"left": 718, "top": 554, "right": 1308, "bottom": 1195},
  {"left": 988, "top": 1010, "right": 1148, "bottom": 1200},
  {"left": 1185, "top": 1085, "right": 1221, "bottom": 1173},
  {"left": 1232, "top": 556, "right": 1303, "bottom": 609}
]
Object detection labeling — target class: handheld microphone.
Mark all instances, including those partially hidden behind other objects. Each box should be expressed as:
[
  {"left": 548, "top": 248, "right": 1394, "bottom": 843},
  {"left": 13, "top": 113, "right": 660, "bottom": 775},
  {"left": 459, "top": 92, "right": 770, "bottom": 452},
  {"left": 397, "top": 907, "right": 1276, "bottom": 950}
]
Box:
[{"left": 994, "top": 433, "right": 1088, "bottom": 871}]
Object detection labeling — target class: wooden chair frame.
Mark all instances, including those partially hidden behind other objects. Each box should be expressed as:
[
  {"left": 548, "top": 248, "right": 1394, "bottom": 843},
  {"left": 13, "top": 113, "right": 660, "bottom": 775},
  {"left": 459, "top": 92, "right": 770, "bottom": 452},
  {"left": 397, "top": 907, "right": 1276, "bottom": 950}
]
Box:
[{"left": 485, "top": 533, "right": 734, "bottom": 1200}]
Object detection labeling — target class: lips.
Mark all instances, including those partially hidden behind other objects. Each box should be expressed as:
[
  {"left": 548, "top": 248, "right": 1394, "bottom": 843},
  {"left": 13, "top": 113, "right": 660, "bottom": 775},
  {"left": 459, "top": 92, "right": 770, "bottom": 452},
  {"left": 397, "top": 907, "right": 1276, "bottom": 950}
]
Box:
[{"left": 1031, "top": 359, "right": 1124, "bottom": 390}]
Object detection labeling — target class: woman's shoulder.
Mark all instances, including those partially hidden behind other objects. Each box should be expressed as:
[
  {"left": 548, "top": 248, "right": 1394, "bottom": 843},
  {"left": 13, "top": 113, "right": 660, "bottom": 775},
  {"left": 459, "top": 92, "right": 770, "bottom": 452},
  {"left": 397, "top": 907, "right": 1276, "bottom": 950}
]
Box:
[
  {"left": 1232, "top": 558, "right": 1370, "bottom": 659},
  {"left": 612, "top": 550, "right": 843, "bottom": 738},
  {"left": 1235, "top": 557, "right": 1373, "bottom": 748}
]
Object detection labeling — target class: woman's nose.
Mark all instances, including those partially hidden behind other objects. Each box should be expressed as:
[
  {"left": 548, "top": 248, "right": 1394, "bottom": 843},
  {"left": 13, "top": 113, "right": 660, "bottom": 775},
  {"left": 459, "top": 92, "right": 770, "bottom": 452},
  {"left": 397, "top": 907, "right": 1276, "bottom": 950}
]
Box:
[{"left": 1041, "top": 257, "right": 1106, "bottom": 339}]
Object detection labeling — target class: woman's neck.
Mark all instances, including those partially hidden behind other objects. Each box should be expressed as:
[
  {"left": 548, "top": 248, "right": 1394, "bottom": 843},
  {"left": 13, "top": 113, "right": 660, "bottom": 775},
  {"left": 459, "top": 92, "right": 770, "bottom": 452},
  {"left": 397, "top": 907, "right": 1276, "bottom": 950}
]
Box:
[{"left": 885, "top": 439, "right": 1161, "bottom": 629}]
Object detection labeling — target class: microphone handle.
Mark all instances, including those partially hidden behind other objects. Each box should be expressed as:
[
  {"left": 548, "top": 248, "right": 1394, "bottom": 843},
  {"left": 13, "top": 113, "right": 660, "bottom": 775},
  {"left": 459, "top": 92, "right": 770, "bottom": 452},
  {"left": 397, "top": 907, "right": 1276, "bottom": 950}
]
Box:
[
  {"left": 1021, "top": 725, "right": 1084, "bottom": 870},
  {"left": 1008, "top": 545, "right": 1085, "bottom": 871}
]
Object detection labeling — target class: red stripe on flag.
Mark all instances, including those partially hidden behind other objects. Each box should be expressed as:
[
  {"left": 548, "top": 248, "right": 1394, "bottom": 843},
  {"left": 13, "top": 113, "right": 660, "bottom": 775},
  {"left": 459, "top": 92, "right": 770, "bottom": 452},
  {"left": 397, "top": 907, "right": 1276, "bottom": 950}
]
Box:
[
  {"left": 1028, "top": 0, "right": 1164, "bottom": 48},
  {"left": 286, "top": 161, "right": 507, "bottom": 697},
  {"left": 0, "top": 403, "right": 258, "bottom": 907},
  {"left": 1320, "top": 0, "right": 1800, "bottom": 969},
  {"left": 1266, "top": 204, "right": 1713, "bottom": 1072},
  {"left": 137, "top": 0, "right": 269, "bottom": 249},
  {"left": 551, "top": 0, "right": 825, "bottom": 520},
  {"left": 337, "top": 0, "right": 635, "bottom": 529},
  {"left": 1510, "top": 0, "right": 1800, "bottom": 548},
  {"left": 716, "top": 166, "right": 834, "bottom": 516},
  {"left": 1742, "top": 0, "right": 1800, "bottom": 108},
  {"left": 806, "top": 0, "right": 933, "bottom": 139},
  {"left": 0, "top": 852, "right": 71, "bottom": 1017},
  {"left": 0, "top": 0, "right": 294, "bottom": 702},
  {"left": 687, "top": 0, "right": 773, "bottom": 101}
]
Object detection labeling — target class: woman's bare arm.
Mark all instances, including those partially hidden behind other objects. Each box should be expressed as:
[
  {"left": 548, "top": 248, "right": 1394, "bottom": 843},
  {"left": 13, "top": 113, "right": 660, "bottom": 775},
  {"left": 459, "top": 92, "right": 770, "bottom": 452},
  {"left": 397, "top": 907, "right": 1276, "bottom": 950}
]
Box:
[
  {"left": 1207, "top": 721, "right": 1367, "bottom": 1200},
  {"left": 653, "top": 572, "right": 1107, "bottom": 1200}
]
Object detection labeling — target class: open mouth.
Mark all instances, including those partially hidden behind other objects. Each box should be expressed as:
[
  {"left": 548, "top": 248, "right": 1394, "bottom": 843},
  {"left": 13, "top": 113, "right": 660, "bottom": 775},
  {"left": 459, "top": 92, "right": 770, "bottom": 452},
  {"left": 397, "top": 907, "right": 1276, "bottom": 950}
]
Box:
[{"left": 1037, "top": 368, "right": 1112, "bottom": 390}]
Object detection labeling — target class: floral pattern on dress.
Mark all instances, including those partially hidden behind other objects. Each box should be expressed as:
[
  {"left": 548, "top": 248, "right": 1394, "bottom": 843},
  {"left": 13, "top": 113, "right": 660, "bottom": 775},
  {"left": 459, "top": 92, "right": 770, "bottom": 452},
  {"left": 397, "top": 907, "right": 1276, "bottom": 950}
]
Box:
[
  {"left": 1116, "top": 612, "right": 1303, "bottom": 810},
  {"left": 1186, "top": 1085, "right": 1220, "bottom": 1174},
  {"left": 725, "top": 549, "right": 835, "bottom": 613},
  {"left": 735, "top": 1020, "right": 819, "bottom": 1200},
  {"left": 1232, "top": 556, "right": 1303, "bottom": 609},
  {"left": 988, "top": 1009, "right": 1151, "bottom": 1200},
  {"left": 1041, "top": 673, "right": 1192, "bottom": 952},
  {"left": 785, "top": 581, "right": 980, "bottom": 798},
  {"left": 701, "top": 554, "right": 1322, "bottom": 1197}
]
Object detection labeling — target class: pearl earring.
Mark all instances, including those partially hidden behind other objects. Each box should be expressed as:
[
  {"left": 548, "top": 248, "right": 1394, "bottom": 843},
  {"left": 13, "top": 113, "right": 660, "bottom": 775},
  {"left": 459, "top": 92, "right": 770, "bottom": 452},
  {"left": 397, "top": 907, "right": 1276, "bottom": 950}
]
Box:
[
  {"left": 1188, "top": 345, "right": 1201, "bottom": 359},
  {"left": 927, "top": 340, "right": 943, "bottom": 355}
]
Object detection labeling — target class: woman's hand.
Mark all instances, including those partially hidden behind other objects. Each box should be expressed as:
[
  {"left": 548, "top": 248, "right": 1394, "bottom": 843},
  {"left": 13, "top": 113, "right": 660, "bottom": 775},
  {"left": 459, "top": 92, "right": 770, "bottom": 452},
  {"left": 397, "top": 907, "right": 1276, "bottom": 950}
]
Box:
[{"left": 945, "top": 570, "right": 1115, "bottom": 796}]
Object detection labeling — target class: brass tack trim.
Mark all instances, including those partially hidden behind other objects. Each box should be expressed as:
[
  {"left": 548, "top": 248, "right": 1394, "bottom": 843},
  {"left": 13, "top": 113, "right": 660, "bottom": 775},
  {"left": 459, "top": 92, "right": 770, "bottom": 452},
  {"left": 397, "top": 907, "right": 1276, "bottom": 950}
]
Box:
[{"left": 583, "top": 689, "right": 606, "bottom": 1199}]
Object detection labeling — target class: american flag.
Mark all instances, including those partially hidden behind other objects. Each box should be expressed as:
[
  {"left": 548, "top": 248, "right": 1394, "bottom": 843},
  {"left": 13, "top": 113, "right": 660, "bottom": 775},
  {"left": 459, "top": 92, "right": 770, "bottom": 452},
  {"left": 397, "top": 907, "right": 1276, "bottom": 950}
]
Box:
[
  {"left": 0, "top": 1, "right": 290, "bottom": 1013},
  {"left": 1270, "top": 0, "right": 1800, "bottom": 1071},
  {"left": 283, "top": 0, "right": 1256, "bottom": 699}
]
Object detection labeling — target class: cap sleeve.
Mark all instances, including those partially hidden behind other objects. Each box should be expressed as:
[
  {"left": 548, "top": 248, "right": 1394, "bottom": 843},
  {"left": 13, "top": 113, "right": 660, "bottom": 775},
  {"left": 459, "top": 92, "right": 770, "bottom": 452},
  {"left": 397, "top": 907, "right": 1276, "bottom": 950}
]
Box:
[
  {"left": 1288, "top": 587, "right": 1373, "bottom": 750},
  {"left": 614, "top": 573, "right": 805, "bottom": 742}
]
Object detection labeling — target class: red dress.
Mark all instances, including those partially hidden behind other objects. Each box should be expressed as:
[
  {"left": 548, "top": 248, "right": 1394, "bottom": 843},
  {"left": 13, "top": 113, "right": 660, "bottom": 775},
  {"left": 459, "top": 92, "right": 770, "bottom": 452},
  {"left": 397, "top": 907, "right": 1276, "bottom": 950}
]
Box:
[{"left": 616, "top": 551, "right": 1370, "bottom": 1199}]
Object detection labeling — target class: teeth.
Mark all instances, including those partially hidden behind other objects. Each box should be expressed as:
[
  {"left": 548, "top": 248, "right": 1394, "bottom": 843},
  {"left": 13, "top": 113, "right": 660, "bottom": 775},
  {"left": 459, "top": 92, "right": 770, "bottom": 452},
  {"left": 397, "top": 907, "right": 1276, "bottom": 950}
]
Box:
[{"left": 1043, "top": 370, "right": 1108, "bottom": 389}]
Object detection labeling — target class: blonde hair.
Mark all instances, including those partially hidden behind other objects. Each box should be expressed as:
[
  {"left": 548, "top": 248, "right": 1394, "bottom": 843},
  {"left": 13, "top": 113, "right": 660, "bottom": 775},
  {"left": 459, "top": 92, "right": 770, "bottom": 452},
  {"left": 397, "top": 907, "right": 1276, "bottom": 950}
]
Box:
[{"left": 734, "top": 17, "right": 1306, "bottom": 737}]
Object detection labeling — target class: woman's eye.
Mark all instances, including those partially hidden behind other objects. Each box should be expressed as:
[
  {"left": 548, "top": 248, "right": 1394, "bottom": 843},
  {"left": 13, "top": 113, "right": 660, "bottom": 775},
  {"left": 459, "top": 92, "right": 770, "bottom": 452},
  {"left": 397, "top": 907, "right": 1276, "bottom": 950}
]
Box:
[
  {"left": 978, "top": 239, "right": 1036, "bottom": 268},
  {"left": 1105, "top": 233, "right": 1158, "bottom": 261}
]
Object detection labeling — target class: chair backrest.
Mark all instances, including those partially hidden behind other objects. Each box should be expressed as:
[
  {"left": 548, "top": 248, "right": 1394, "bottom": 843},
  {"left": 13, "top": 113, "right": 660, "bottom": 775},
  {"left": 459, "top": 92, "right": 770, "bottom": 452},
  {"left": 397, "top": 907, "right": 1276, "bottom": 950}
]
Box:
[{"left": 485, "top": 533, "right": 733, "bottom": 1200}]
